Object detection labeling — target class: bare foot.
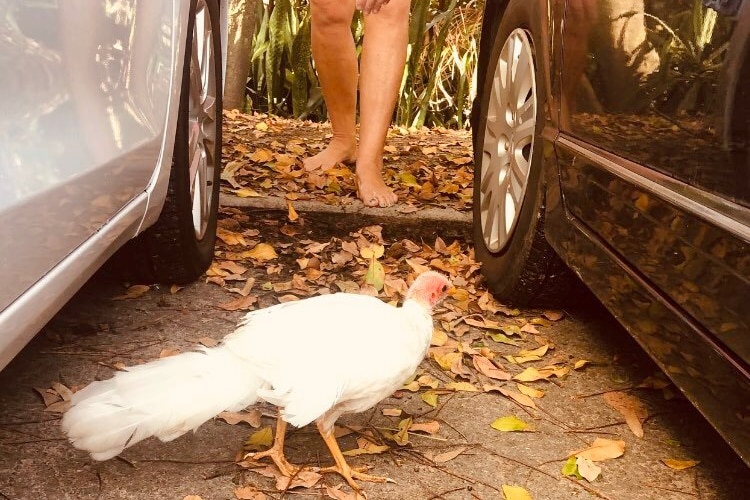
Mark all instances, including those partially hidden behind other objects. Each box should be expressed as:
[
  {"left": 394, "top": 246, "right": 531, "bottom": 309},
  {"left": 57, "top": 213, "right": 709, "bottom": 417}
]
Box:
[
  {"left": 356, "top": 162, "right": 397, "bottom": 207},
  {"left": 303, "top": 136, "right": 357, "bottom": 172}
]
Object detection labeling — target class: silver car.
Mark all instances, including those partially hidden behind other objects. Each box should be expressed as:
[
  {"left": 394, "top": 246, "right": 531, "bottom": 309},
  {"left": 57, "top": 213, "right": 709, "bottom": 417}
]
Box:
[{"left": 0, "top": 0, "right": 226, "bottom": 370}]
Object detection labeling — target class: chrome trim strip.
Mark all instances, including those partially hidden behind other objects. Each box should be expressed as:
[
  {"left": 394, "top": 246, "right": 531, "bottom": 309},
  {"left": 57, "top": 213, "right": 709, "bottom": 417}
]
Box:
[{"left": 558, "top": 135, "right": 750, "bottom": 242}]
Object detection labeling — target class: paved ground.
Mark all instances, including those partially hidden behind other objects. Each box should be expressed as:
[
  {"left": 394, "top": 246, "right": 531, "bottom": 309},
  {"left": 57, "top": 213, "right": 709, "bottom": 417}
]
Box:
[{"left": 0, "top": 205, "right": 747, "bottom": 500}]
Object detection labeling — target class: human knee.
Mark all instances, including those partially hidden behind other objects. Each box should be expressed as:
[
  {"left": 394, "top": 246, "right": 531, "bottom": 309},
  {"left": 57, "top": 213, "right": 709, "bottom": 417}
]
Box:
[
  {"left": 311, "top": 0, "right": 354, "bottom": 29},
  {"left": 364, "top": 0, "right": 410, "bottom": 23}
]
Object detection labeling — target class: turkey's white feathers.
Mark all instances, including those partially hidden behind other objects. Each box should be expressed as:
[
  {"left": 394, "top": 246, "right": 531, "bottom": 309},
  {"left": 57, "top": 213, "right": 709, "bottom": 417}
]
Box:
[{"left": 62, "top": 281, "right": 441, "bottom": 460}]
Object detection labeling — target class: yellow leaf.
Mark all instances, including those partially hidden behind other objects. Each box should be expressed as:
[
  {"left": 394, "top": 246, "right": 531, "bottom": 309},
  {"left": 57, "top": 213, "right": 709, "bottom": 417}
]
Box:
[
  {"left": 255, "top": 121, "right": 269, "bottom": 131},
  {"left": 572, "top": 438, "right": 626, "bottom": 462},
  {"left": 360, "top": 245, "right": 385, "bottom": 259},
  {"left": 444, "top": 382, "right": 480, "bottom": 392},
  {"left": 233, "top": 188, "right": 262, "bottom": 198},
  {"left": 432, "top": 351, "right": 462, "bottom": 371},
  {"left": 499, "top": 387, "right": 536, "bottom": 409},
  {"left": 250, "top": 148, "right": 274, "bottom": 162},
  {"left": 402, "top": 381, "right": 420, "bottom": 392},
  {"left": 502, "top": 485, "right": 533, "bottom": 500},
  {"left": 491, "top": 416, "right": 529, "bottom": 432},
  {"left": 422, "top": 391, "right": 438, "bottom": 408},
  {"left": 343, "top": 437, "right": 389, "bottom": 456},
  {"left": 516, "top": 383, "right": 545, "bottom": 399},
  {"left": 287, "top": 202, "right": 299, "bottom": 222},
  {"left": 661, "top": 459, "right": 699, "bottom": 470},
  {"left": 364, "top": 258, "right": 385, "bottom": 292},
  {"left": 245, "top": 243, "right": 278, "bottom": 262},
  {"left": 431, "top": 329, "right": 448, "bottom": 347},
  {"left": 574, "top": 360, "right": 591, "bottom": 370},
  {"left": 518, "top": 345, "right": 549, "bottom": 357},
  {"left": 393, "top": 417, "right": 412, "bottom": 445},
  {"left": 244, "top": 427, "right": 273, "bottom": 451},
  {"left": 234, "top": 486, "right": 267, "bottom": 499}
]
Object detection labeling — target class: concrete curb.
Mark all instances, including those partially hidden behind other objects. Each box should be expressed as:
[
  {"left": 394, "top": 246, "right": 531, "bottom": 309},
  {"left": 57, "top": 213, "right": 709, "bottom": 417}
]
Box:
[{"left": 220, "top": 193, "right": 472, "bottom": 224}]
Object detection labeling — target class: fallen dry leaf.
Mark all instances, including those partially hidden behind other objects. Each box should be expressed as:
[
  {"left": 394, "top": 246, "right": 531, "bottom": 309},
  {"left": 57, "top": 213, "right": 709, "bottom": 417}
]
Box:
[
  {"left": 382, "top": 408, "right": 402, "bottom": 417},
  {"left": 410, "top": 420, "right": 440, "bottom": 435},
  {"left": 499, "top": 387, "right": 537, "bottom": 409},
  {"left": 573, "top": 438, "right": 626, "bottom": 462},
  {"left": 502, "top": 484, "right": 533, "bottom": 500},
  {"left": 602, "top": 391, "right": 648, "bottom": 438},
  {"left": 218, "top": 410, "right": 262, "bottom": 428},
  {"left": 576, "top": 456, "right": 602, "bottom": 482},
  {"left": 661, "top": 459, "right": 699, "bottom": 470},
  {"left": 234, "top": 486, "right": 268, "bottom": 500},
  {"left": 432, "top": 446, "right": 467, "bottom": 463},
  {"left": 342, "top": 436, "right": 389, "bottom": 456},
  {"left": 516, "top": 383, "right": 544, "bottom": 399},
  {"left": 444, "top": 381, "right": 480, "bottom": 392},
  {"left": 473, "top": 355, "right": 511, "bottom": 380},
  {"left": 286, "top": 201, "right": 299, "bottom": 222},
  {"left": 159, "top": 348, "right": 181, "bottom": 358},
  {"left": 491, "top": 416, "right": 530, "bottom": 432},
  {"left": 218, "top": 294, "right": 259, "bottom": 311},
  {"left": 112, "top": 284, "right": 150, "bottom": 300},
  {"left": 275, "top": 470, "right": 321, "bottom": 490}
]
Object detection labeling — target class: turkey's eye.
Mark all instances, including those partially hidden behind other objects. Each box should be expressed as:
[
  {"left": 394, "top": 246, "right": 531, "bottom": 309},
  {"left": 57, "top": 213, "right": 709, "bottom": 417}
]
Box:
[{"left": 441, "top": 285, "right": 448, "bottom": 293}]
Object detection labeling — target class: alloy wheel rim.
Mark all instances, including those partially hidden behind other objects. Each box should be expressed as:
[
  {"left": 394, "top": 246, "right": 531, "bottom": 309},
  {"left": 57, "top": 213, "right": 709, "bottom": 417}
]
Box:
[
  {"left": 479, "top": 28, "right": 537, "bottom": 253},
  {"left": 188, "top": 0, "right": 217, "bottom": 240}
]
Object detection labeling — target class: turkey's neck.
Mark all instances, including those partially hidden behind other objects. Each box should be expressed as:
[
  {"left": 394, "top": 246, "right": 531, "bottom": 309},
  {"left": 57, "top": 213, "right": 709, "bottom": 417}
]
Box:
[{"left": 401, "top": 300, "right": 434, "bottom": 346}]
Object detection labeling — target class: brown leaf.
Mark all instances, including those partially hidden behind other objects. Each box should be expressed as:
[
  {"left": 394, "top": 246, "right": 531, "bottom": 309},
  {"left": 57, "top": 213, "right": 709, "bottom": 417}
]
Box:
[
  {"left": 543, "top": 310, "right": 564, "bottom": 321},
  {"left": 218, "top": 410, "right": 262, "bottom": 428},
  {"left": 112, "top": 284, "right": 150, "bottom": 300},
  {"left": 602, "top": 391, "right": 648, "bottom": 438},
  {"left": 197, "top": 337, "right": 219, "bottom": 348},
  {"left": 229, "top": 278, "right": 256, "bottom": 297},
  {"left": 43, "top": 400, "right": 71, "bottom": 413},
  {"left": 325, "top": 485, "right": 365, "bottom": 500},
  {"left": 35, "top": 388, "right": 60, "bottom": 407},
  {"left": 444, "top": 382, "right": 480, "bottom": 392},
  {"left": 275, "top": 470, "right": 321, "bottom": 490},
  {"left": 432, "top": 446, "right": 467, "bottom": 463},
  {"left": 382, "top": 408, "right": 402, "bottom": 417},
  {"left": 234, "top": 486, "right": 268, "bottom": 500},
  {"left": 183, "top": 496, "right": 205, "bottom": 500},
  {"left": 245, "top": 243, "right": 278, "bottom": 262},
  {"left": 51, "top": 382, "right": 74, "bottom": 402},
  {"left": 218, "top": 295, "right": 258, "bottom": 311},
  {"left": 472, "top": 355, "right": 511, "bottom": 381},
  {"left": 410, "top": 420, "right": 440, "bottom": 435},
  {"left": 159, "top": 348, "right": 181, "bottom": 358}
]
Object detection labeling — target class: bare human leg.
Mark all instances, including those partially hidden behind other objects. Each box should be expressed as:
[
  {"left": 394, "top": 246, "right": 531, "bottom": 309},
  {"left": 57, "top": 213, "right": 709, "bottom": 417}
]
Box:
[
  {"left": 356, "top": 0, "right": 410, "bottom": 207},
  {"left": 304, "top": 0, "right": 359, "bottom": 172}
]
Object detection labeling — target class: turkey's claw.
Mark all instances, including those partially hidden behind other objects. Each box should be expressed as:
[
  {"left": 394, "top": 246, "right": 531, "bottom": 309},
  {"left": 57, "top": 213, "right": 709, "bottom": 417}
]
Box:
[
  {"left": 243, "top": 416, "right": 300, "bottom": 477},
  {"left": 318, "top": 462, "right": 394, "bottom": 493},
  {"left": 244, "top": 447, "right": 300, "bottom": 477}
]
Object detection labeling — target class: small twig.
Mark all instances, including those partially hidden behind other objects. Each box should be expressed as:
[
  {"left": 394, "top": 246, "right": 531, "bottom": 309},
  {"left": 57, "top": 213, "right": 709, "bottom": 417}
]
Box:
[
  {"left": 0, "top": 417, "right": 60, "bottom": 426},
  {"left": 115, "top": 456, "right": 137, "bottom": 468},
  {"left": 476, "top": 445, "right": 613, "bottom": 500},
  {"left": 427, "top": 486, "right": 467, "bottom": 499},
  {"left": 0, "top": 437, "right": 67, "bottom": 445},
  {"left": 640, "top": 482, "right": 699, "bottom": 497},
  {"left": 95, "top": 470, "right": 103, "bottom": 500},
  {"left": 575, "top": 387, "right": 636, "bottom": 399},
  {"left": 135, "top": 458, "right": 235, "bottom": 465}
]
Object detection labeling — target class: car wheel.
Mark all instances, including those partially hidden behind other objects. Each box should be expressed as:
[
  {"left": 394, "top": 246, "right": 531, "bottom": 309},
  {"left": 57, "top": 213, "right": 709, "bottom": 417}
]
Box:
[
  {"left": 128, "top": 0, "right": 222, "bottom": 284},
  {"left": 473, "top": 0, "right": 576, "bottom": 306}
]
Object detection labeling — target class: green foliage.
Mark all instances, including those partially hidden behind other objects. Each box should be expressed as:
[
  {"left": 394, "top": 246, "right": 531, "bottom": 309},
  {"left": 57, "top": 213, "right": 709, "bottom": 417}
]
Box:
[
  {"left": 244, "top": 0, "right": 482, "bottom": 129},
  {"left": 640, "top": 0, "right": 733, "bottom": 113}
]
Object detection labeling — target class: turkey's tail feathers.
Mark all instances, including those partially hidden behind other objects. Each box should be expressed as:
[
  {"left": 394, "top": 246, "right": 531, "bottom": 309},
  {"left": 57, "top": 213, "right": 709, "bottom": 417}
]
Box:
[{"left": 61, "top": 345, "right": 262, "bottom": 461}]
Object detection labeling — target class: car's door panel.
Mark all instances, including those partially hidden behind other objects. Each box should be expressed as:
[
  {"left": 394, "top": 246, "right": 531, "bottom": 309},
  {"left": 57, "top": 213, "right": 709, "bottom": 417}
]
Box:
[
  {"left": 0, "top": 1, "right": 178, "bottom": 311},
  {"left": 558, "top": 0, "right": 750, "bottom": 362}
]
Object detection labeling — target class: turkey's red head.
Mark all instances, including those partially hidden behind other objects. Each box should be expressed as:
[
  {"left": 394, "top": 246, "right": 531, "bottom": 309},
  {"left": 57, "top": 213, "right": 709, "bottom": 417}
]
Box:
[{"left": 405, "top": 271, "right": 452, "bottom": 310}]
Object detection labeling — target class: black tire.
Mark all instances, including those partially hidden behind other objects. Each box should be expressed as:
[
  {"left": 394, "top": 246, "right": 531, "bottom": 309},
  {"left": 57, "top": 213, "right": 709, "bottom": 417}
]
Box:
[
  {"left": 124, "top": 0, "right": 222, "bottom": 284},
  {"left": 472, "top": 0, "right": 577, "bottom": 307}
]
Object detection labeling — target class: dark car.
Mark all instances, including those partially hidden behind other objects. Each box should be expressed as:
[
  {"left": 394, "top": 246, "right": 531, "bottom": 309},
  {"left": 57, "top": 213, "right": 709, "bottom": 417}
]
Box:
[{"left": 472, "top": 0, "right": 749, "bottom": 464}]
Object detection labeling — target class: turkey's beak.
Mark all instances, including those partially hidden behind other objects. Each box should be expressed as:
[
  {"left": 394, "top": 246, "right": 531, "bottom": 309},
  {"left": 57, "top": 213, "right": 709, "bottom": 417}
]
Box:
[{"left": 447, "top": 286, "right": 458, "bottom": 296}]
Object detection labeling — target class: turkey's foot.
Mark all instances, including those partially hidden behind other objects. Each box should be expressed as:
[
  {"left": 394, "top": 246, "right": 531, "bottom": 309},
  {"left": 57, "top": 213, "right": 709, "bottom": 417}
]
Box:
[
  {"left": 318, "top": 463, "right": 394, "bottom": 493},
  {"left": 244, "top": 447, "right": 300, "bottom": 477},
  {"left": 243, "top": 416, "right": 299, "bottom": 477}
]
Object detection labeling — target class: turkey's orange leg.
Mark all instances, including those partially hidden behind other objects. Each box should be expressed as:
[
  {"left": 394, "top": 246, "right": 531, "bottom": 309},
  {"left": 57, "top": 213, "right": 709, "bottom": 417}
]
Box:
[
  {"left": 244, "top": 417, "right": 299, "bottom": 476},
  {"left": 315, "top": 421, "right": 393, "bottom": 492}
]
